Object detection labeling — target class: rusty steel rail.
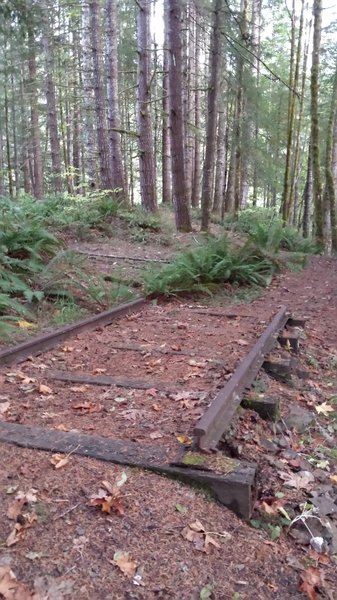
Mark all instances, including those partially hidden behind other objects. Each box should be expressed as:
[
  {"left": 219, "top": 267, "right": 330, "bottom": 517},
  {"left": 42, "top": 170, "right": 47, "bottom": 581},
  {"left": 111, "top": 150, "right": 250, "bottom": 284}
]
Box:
[
  {"left": 0, "top": 297, "right": 146, "bottom": 366},
  {"left": 194, "top": 306, "right": 289, "bottom": 451}
]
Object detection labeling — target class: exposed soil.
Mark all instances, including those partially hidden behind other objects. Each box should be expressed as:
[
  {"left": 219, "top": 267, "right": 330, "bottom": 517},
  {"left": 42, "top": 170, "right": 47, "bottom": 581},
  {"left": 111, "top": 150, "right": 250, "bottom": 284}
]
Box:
[{"left": 1, "top": 254, "right": 337, "bottom": 599}]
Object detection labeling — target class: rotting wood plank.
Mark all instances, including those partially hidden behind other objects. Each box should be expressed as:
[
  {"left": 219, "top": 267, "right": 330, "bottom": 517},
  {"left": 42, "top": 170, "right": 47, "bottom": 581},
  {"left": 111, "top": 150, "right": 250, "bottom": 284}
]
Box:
[
  {"left": 0, "top": 422, "right": 256, "bottom": 519},
  {"left": 194, "top": 306, "right": 289, "bottom": 451},
  {"left": 74, "top": 250, "right": 169, "bottom": 264},
  {"left": 96, "top": 342, "right": 222, "bottom": 361},
  {"left": 183, "top": 309, "right": 257, "bottom": 319},
  {"left": 0, "top": 298, "right": 146, "bottom": 367},
  {"left": 45, "top": 369, "right": 173, "bottom": 391}
]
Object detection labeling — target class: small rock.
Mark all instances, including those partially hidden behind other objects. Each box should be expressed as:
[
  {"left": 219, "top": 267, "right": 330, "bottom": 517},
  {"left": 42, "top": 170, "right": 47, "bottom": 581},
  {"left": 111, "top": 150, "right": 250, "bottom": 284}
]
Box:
[
  {"left": 312, "top": 469, "right": 329, "bottom": 483},
  {"left": 260, "top": 438, "right": 278, "bottom": 453},
  {"left": 277, "top": 437, "right": 290, "bottom": 449},
  {"left": 311, "top": 493, "right": 337, "bottom": 516},
  {"left": 289, "top": 516, "right": 334, "bottom": 551},
  {"left": 284, "top": 405, "right": 315, "bottom": 433}
]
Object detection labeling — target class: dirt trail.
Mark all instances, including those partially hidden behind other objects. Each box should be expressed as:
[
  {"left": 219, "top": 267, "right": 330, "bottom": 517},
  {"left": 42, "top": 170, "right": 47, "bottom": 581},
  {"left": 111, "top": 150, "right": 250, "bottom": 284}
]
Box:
[{"left": 0, "top": 256, "right": 337, "bottom": 600}]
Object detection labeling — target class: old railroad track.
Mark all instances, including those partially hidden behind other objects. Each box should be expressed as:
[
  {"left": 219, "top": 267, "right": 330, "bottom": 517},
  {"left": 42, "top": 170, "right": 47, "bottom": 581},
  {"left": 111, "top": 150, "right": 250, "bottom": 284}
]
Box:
[{"left": 0, "top": 297, "right": 305, "bottom": 519}]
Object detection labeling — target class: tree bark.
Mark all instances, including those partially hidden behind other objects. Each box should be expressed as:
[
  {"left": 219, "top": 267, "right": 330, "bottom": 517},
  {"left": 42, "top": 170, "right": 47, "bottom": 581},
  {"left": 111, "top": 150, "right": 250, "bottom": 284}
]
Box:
[
  {"left": 137, "top": 0, "right": 157, "bottom": 212},
  {"left": 310, "top": 0, "right": 324, "bottom": 246},
  {"left": 106, "top": 0, "right": 128, "bottom": 204},
  {"left": 28, "top": 29, "right": 44, "bottom": 199},
  {"left": 167, "top": 0, "right": 192, "bottom": 231},
  {"left": 201, "top": 0, "right": 223, "bottom": 231},
  {"left": 162, "top": 0, "right": 172, "bottom": 203},
  {"left": 89, "top": 0, "right": 113, "bottom": 191},
  {"left": 42, "top": 4, "right": 63, "bottom": 193},
  {"left": 323, "top": 66, "right": 337, "bottom": 252}
]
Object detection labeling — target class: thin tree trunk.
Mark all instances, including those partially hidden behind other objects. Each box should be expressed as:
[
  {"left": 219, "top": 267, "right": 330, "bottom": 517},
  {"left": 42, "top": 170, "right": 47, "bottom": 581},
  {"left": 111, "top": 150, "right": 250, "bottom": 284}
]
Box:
[
  {"left": 106, "top": 0, "right": 128, "bottom": 204},
  {"left": 201, "top": 0, "right": 223, "bottom": 231},
  {"left": 137, "top": 0, "right": 157, "bottom": 212},
  {"left": 162, "top": 0, "right": 172, "bottom": 203},
  {"left": 191, "top": 5, "right": 201, "bottom": 208},
  {"left": 213, "top": 98, "right": 227, "bottom": 214},
  {"left": 81, "top": 2, "right": 97, "bottom": 185},
  {"left": 28, "top": 30, "right": 44, "bottom": 199},
  {"left": 167, "top": 0, "right": 192, "bottom": 231},
  {"left": 0, "top": 118, "right": 5, "bottom": 196},
  {"left": 323, "top": 66, "right": 337, "bottom": 252},
  {"left": 302, "top": 140, "right": 313, "bottom": 238},
  {"left": 311, "top": 0, "right": 324, "bottom": 246},
  {"left": 42, "top": 5, "right": 63, "bottom": 193},
  {"left": 89, "top": 0, "right": 113, "bottom": 191}
]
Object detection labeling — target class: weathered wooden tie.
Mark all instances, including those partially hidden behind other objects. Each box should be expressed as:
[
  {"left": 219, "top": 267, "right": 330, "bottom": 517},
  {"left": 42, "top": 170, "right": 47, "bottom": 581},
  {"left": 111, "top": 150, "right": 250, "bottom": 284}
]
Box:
[
  {"left": 45, "top": 369, "right": 173, "bottom": 391},
  {"left": 193, "top": 306, "right": 289, "bottom": 451},
  {"left": 0, "top": 422, "right": 256, "bottom": 519}
]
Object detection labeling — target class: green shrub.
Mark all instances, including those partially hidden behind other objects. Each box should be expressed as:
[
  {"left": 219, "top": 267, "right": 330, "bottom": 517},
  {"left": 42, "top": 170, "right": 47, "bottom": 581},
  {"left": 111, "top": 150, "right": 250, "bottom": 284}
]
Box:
[
  {"left": 224, "top": 208, "right": 317, "bottom": 255},
  {"left": 144, "top": 236, "right": 278, "bottom": 297}
]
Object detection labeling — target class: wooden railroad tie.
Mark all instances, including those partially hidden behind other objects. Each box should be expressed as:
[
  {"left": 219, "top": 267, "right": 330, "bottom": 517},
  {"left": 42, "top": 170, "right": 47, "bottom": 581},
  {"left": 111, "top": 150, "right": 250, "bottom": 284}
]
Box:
[{"left": 0, "top": 422, "right": 256, "bottom": 520}]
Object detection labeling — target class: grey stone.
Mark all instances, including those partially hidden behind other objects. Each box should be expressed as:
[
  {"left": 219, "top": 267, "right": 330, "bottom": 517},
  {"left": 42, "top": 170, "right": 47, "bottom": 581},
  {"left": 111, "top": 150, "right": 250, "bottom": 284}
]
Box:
[
  {"left": 311, "top": 493, "right": 337, "bottom": 516},
  {"left": 284, "top": 405, "right": 315, "bottom": 433}
]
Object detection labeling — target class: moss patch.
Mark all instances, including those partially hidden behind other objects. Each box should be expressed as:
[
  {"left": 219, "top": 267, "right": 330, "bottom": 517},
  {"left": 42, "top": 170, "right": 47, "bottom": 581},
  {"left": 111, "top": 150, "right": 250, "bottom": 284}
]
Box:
[{"left": 181, "top": 452, "right": 240, "bottom": 475}]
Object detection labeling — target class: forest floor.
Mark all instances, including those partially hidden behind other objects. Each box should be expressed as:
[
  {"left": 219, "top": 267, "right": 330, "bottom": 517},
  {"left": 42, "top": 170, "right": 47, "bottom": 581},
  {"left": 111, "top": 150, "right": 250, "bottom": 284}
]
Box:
[{"left": 1, "top": 228, "right": 337, "bottom": 600}]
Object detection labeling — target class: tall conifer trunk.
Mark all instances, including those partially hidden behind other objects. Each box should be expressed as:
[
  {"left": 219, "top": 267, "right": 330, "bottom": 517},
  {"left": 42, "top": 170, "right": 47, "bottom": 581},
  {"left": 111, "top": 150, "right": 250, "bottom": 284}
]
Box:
[
  {"left": 167, "top": 0, "right": 192, "bottom": 231},
  {"left": 201, "top": 0, "right": 223, "bottom": 231}
]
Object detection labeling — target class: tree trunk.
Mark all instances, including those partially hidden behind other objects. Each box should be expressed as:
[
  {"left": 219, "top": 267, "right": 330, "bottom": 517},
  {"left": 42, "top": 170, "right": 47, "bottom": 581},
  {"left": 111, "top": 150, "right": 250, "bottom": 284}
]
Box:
[
  {"left": 42, "top": 6, "right": 63, "bottom": 193},
  {"left": 302, "top": 140, "right": 313, "bottom": 238},
  {"left": 191, "top": 4, "right": 202, "bottom": 208},
  {"left": 201, "top": 0, "right": 223, "bottom": 231},
  {"left": 0, "top": 118, "right": 5, "bottom": 196},
  {"left": 162, "top": 0, "right": 172, "bottom": 203},
  {"left": 106, "top": 0, "right": 128, "bottom": 204},
  {"left": 89, "top": 0, "right": 113, "bottom": 191},
  {"left": 137, "top": 0, "right": 157, "bottom": 212},
  {"left": 323, "top": 66, "right": 337, "bottom": 252},
  {"left": 28, "top": 30, "right": 44, "bottom": 199},
  {"left": 81, "top": 2, "right": 97, "bottom": 185},
  {"left": 310, "top": 0, "right": 324, "bottom": 246},
  {"left": 167, "top": 0, "right": 192, "bottom": 231},
  {"left": 213, "top": 97, "right": 227, "bottom": 214}
]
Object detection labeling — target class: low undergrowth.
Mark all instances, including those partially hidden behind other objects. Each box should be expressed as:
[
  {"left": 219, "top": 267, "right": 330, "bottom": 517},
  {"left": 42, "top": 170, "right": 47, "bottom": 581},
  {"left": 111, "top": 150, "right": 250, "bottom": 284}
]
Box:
[
  {"left": 144, "top": 236, "right": 282, "bottom": 297},
  {"left": 0, "top": 196, "right": 135, "bottom": 339},
  {"left": 223, "top": 208, "right": 317, "bottom": 254}
]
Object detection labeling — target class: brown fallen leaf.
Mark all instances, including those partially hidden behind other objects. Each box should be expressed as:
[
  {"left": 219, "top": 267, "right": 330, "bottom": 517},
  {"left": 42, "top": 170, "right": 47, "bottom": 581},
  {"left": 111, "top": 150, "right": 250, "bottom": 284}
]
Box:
[
  {"left": 0, "top": 401, "right": 10, "bottom": 415},
  {"left": 176, "top": 434, "right": 193, "bottom": 446},
  {"left": 330, "top": 474, "right": 337, "bottom": 484},
  {"left": 188, "top": 359, "right": 207, "bottom": 368},
  {"left": 89, "top": 495, "right": 125, "bottom": 515},
  {"left": 315, "top": 402, "right": 335, "bottom": 416},
  {"left": 146, "top": 388, "right": 158, "bottom": 397},
  {"left": 0, "top": 565, "right": 34, "bottom": 600},
  {"left": 50, "top": 454, "right": 70, "bottom": 470},
  {"left": 237, "top": 339, "right": 249, "bottom": 346},
  {"left": 89, "top": 472, "right": 128, "bottom": 516},
  {"left": 112, "top": 551, "right": 137, "bottom": 578},
  {"left": 55, "top": 424, "right": 69, "bottom": 432},
  {"left": 38, "top": 383, "right": 53, "bottom": 395},
  {"left": 149, "top": 430, "right": 163, "bottom": 440},
  {"left": 69, "top": 385, "right": 88, "bottom": 392},
  {"left": 181, "top": 521, "right": 220, "bottom": 554},
  {"left": 17, "top": 320, "right": 36, "bottom": 330},
  {"left": 6, "top": 514, "right": 37, "bottom": 547},
  {"left": 278, "top": 470, "right": 314, "bottom": 490},
  {"left": 72, "top": 401, "right": 102, "bottom": 414},
  {"left": 62, "top": 346, "right": 74, "bottom": 352},
  {"left": 7, "top": 497, "right": 27, "bottom": 520},
  {"left": 93, "top": 368, "right": 107, "bottom": 374},
  {"left": 152, "top": 403, "right": 161, "bottom": 412},
  {"left": 298, "top": 567, "right": 323, "bottom": 600}
]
